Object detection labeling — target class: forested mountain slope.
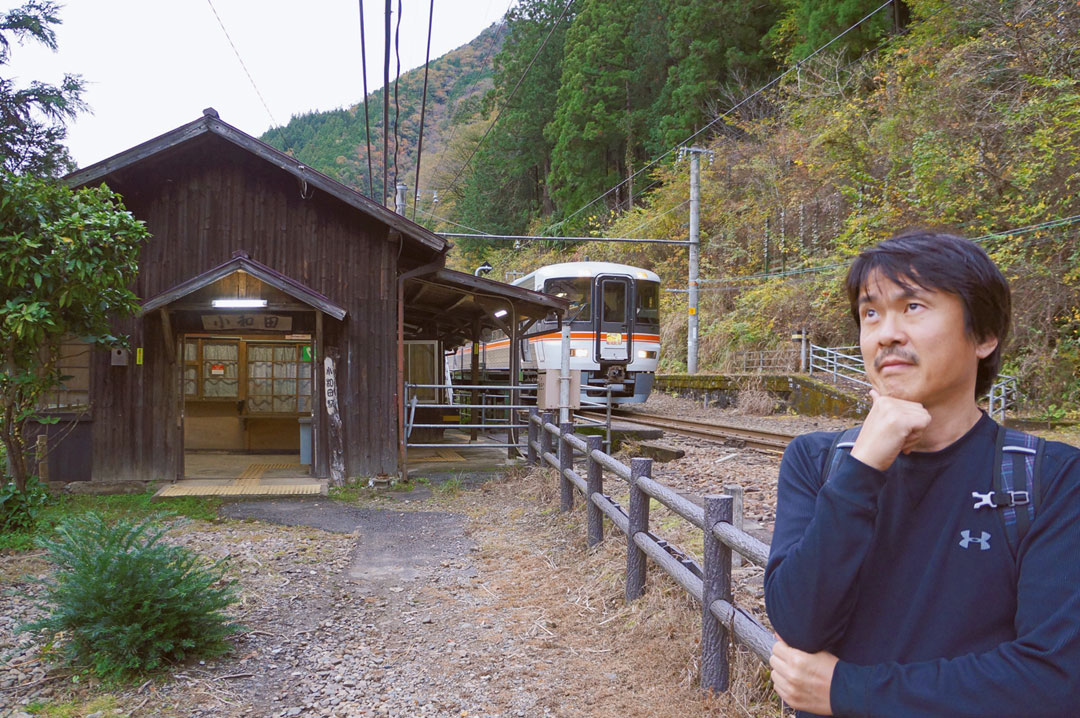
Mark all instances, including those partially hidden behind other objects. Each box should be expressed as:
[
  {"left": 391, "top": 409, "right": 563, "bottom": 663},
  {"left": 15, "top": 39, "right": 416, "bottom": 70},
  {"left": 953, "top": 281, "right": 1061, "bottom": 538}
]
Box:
[
  {"left": 260, "top": 22, "right": 505, "bottom": 206},
  {"left": 442, "top": 0, "right": 1080, "bottom": 412}
]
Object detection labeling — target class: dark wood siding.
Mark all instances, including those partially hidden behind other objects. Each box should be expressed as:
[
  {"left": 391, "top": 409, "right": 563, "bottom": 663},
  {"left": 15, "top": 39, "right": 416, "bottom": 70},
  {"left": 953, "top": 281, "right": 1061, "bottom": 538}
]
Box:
[{"left": 89, "top": 135, "right": 405, "bottom": 481}]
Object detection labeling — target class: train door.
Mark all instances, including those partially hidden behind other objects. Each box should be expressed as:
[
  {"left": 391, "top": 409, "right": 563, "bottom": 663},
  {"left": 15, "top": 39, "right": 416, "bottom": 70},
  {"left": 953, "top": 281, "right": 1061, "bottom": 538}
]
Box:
[{"left": 593, "top": 275, "right": 634, "bottom": 363}]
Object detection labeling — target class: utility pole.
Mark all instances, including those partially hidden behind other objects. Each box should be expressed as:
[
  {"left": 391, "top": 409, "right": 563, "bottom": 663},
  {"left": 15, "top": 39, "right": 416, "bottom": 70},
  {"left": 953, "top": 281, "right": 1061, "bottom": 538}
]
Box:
[
  {"left": 680, "top": 146, "right": 712, "bottom": 374},
  {"left": 395, "top": 182, "right": 407, "bottom": 215}
]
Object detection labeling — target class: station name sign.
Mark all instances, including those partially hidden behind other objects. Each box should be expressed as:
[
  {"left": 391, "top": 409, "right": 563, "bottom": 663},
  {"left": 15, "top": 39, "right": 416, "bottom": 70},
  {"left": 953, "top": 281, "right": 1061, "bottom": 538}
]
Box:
[{"left": 200, "top": 314, "right": 293, "bottom": 331}]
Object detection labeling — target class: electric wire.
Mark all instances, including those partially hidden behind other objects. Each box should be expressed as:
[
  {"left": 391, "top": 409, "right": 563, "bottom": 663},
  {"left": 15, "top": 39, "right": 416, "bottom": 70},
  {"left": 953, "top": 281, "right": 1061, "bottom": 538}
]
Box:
[
  {"left": 205, "top": 0, "right": 277, "bottom": 127},
  {"left": 358, "top": 0, "right": 375, "bottom": 198},
  {"left": 442, "top": 0, "right": 576, "bottom": 195},
  {"left": 554, "top": 0, "right": 898, "bottom": 229},
  {"left": 392, "top": 0, "right": 403, "bottom": 191},
  {"left": 412, "top": 0, "right": 436, "bottom": 221},
  {"left": 383, "top": 0, "right": 391, "bottom": 205},
  {"left": 687, "top": 214, "right": 1080, "bottom": 291}
]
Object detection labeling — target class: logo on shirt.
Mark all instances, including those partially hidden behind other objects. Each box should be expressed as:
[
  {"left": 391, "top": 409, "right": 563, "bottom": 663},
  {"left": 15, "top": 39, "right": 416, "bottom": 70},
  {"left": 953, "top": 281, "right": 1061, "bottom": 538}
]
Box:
[{"left": 959, "top": 530, "right": 991, "bottom": 551}]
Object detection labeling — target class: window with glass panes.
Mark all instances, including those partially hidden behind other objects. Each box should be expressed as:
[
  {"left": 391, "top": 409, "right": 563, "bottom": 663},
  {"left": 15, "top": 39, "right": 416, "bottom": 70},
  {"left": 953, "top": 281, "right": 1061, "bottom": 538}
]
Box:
[
  {"left": 38, "top": 337, "right": 91, "bottom": 410},
  {"left": 182, "top": 337, "right": 312, "bottom": 414},
  {"left": 247, "top": 343, "right": 313, "bottom": 413}
]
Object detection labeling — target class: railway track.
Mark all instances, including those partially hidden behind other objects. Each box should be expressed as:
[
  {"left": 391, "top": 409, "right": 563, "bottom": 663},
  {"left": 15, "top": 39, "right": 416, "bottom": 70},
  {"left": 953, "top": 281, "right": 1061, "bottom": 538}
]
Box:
[{"left": 596, "top": 409, "right": 797, "bottom": 453}]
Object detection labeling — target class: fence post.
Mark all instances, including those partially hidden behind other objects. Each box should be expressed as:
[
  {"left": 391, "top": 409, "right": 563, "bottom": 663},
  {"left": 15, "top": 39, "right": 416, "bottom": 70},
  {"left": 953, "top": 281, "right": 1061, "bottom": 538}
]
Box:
[
  {"left": 625, "top": 457, "right": 653, "bottom": 602},
  {"left": 540, "top": 411, "right": 554, "bottom": 467},
  {"left": 527, "top": 407, "right": 538, "bottom": 466},
  {"left": 722, "top": 484, "right": 744, "bottom": 567},
  {"left": 701, "top": 494, "right": 733, "bottom": 694},
  {"left": 36, "top": 433, "right": 49, "bottom": 482},
  {"left": 559, "top": 421, "right": 574, "bottom": 512},
  {"left": 585, "top": 435, "right": 604, "bottom": 547}
]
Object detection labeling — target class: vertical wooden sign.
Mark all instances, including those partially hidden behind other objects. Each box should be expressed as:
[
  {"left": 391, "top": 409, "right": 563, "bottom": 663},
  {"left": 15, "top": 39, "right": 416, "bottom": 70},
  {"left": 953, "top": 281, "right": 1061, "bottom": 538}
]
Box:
[{"left": 324, "top": 356, "right": 345, "bottom": 485}]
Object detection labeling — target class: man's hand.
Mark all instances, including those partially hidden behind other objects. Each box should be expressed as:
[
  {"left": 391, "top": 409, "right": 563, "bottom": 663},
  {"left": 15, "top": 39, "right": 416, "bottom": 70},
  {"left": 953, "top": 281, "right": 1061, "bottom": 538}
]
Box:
[
  {"left": 770, "top": 636, "right": 839, "bottom": 715},
  {"left": 849, "top": 388, "right": 931, "bottom": 471}
]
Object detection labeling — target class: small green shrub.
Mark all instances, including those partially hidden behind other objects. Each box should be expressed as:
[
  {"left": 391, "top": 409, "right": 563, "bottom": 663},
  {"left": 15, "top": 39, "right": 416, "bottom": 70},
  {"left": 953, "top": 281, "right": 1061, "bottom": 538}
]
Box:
[
  {"left": 0, "top": 476, "right": 49, "bottom": 532},
  {"left": 23, "top": 512, "right": 242, "bottom": 680}
]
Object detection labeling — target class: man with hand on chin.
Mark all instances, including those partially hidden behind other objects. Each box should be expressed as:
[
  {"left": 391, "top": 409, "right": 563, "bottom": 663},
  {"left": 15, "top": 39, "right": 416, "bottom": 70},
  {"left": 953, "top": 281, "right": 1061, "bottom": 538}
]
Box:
[{"left": 764, "top": 231, "right": 1080, "bottom": 717}]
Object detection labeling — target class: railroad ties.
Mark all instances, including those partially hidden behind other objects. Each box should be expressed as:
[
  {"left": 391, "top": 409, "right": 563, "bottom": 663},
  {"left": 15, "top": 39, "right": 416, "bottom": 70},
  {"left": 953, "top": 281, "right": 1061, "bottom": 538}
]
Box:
[{"left": 601, "top": 409, "right": 796, "bottom": 453}]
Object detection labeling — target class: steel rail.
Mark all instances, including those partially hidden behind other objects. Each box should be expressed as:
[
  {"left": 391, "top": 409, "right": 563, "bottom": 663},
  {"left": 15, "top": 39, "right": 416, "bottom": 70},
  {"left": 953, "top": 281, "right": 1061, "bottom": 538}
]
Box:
[{"left": 600, "top": 409, "right": 796, "bottom": 453}]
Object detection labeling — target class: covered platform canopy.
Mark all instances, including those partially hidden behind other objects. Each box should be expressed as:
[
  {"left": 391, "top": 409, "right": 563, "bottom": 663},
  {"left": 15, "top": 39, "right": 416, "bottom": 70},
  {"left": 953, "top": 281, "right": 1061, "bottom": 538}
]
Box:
[{"left": 402, "top": 268, "right": 568, "bottom": 348}]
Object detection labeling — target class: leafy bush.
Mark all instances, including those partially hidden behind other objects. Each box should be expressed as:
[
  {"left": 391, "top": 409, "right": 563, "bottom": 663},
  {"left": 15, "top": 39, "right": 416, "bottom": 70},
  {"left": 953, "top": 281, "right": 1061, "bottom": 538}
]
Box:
[
  {"left": 0, "top": 475, "right": 49, "bottom": 532},
  {"left": 23, "top": 512, "right": 242, "bottom": 679}
]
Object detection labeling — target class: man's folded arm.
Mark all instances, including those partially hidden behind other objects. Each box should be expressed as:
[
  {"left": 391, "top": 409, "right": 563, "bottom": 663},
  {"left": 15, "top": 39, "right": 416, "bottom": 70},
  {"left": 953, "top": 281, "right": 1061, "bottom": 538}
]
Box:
[{"left": 765, "top": 438, "right": 888, "bottom": 651}]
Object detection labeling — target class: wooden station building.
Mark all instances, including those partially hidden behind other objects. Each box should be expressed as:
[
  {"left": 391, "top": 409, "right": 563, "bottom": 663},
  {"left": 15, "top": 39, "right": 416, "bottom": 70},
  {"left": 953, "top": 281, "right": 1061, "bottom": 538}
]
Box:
[{"left": 43, "top": 109, "right": 565, "bottom": 485}]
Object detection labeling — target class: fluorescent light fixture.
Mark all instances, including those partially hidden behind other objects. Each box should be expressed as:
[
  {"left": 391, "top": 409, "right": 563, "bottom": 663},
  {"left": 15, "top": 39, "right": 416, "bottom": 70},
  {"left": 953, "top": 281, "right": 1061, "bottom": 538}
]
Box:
[
  {"left": 212, "top": 298, "right": 267, "bottom": 308},
  {"left": 493, "top": 309, "right": 508, "bottom": 318}
]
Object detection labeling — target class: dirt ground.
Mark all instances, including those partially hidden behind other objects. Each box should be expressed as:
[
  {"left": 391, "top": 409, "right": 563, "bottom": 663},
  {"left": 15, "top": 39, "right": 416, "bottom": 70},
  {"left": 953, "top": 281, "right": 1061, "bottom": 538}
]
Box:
[{"left": 3, "top": 392, "right": 1073, "bottom": 718}]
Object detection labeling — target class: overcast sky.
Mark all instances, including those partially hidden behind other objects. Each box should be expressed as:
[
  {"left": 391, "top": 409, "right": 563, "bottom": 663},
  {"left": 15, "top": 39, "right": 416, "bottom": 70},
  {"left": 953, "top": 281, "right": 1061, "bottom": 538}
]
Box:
[{"left": 5, "top": 0, "right": 511, "bottom": 168}]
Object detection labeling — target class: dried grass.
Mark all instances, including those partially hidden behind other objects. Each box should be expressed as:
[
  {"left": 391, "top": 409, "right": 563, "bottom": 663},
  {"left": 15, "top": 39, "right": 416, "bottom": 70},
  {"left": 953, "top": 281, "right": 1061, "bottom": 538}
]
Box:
[
  {"left": 736, "top": 390, "right": 776, "bottom": 416},
  {"left": 459, "top": 465, "right": 787, "bottom": 717}
]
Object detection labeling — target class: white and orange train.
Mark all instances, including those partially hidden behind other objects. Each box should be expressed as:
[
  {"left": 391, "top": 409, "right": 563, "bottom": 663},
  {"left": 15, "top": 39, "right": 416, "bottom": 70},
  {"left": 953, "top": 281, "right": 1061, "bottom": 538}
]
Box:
[{"left": 448, "top": 261, "right": 661, "bottom": 404}]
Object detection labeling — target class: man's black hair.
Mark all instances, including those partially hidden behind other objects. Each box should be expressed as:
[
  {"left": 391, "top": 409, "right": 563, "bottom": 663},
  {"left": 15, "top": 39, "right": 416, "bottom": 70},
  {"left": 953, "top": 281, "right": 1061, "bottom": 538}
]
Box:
[{"left": 845, "top": 230, "right": 1011, "bottom": 398}]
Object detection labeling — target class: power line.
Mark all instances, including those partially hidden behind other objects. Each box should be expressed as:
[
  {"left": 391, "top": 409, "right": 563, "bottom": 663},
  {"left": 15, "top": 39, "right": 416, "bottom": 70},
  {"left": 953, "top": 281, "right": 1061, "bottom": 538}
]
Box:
[
  {"left": 412, "top": 0, "right": 436, "bottom": 221},
  {"left": 442, "top": 0, "right": 576, "bottom": 195},
  {"left": 358, "top": 0, "right": 374, "bottom": 198},
  {"left": 686, "top": 214, "right": 1080, "bottom": 291},
  {"left": 439, "top": 232, "right": 689, "bottom": 246},
  {"left": 392, "top": 0, "right": 403, "bottom": 189},
  {"left": 555, "top": 0, "right": 898, "bottom": 229},
  {"left": 383, "top": 0, "right": 391, "bottom": 205},
  {"left": 205, "top": 0, "right": 277, "bottom": 127}
]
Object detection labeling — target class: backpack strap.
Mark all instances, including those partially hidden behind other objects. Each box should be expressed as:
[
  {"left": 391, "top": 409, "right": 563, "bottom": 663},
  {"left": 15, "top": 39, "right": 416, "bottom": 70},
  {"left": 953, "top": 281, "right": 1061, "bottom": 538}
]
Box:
[
  {"left": 988, "top": 424, "right": 1045, "bottom": 556},
  {"left": 823, "top": 426, "right": 862, "bottom": 482}
]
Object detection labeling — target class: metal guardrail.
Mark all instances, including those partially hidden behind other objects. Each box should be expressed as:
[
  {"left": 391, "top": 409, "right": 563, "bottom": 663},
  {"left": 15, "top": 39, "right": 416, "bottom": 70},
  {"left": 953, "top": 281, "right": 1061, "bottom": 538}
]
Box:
[
  {"left": 808, "top": 344, "right": 1018, "bottom": 420},
  {"left": 403, "top": 381, "right": 615, "bottom": 461},
  {"left": 527, "top": 409, "right": 774, "bottom": 694},
  {"left": 734, "top": 348, "right": 799, "bottom": 373}
]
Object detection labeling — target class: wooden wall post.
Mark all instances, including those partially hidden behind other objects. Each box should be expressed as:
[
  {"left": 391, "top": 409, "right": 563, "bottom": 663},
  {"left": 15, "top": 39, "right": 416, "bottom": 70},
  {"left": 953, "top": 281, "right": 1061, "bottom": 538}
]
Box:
[
  {"left": 625, "top": 457, "right": 653, "bottom": 602},
  {"left": 527, "top": 407, "right": 539, "bottom": 466},
  {"left": 558, "top": 421, "right": 574, "bottom": 512},
  {"left": 701, "top": 494, "right": 734, "bottom": 694},
  {"left": 585, "top": 434, "right": 604, "bottom": 547},
  {"left": 540, "top": 411, "right": 554, "bottom": 466}
]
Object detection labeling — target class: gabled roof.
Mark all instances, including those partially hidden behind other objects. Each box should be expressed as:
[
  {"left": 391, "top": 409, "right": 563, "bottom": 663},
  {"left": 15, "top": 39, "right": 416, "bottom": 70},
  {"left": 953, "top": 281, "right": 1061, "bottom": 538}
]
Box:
[
  {"left": 65, "top": 109, "right": 447, "bottom": 257},
  {"left": 141, "top": 251, "right": 347, "bottom": 320}
]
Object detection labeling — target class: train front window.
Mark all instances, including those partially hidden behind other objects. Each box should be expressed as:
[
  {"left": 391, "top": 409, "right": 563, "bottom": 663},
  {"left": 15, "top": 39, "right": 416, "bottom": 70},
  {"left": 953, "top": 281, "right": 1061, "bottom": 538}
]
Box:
[
  {"left": 636, "top": 281, "right": 660, "bottom": 325},
  {"left": 544, "top": 277, "right": 591, "bottom": 322},
  {"left": 602, "top": 282, "right": 627, "bottom": 322}
]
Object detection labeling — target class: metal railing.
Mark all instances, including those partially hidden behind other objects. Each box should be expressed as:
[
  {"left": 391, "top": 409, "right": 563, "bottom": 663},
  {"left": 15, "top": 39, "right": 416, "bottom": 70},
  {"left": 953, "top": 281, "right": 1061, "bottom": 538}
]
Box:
[
  {"left": 808, "top": 343, "right": 1018, "bottom": 421},
  {"left": 403, "top": 380, "right": 615, "bottom": 462},
  {"left": 808, "top": 344, "right": 871, "bottom": 389},
  {"left": 734, "top": 348, "right": 799, "bottom": 373},
  {"left": 527, "top": 409, "right": 774, "bottom": 694}
]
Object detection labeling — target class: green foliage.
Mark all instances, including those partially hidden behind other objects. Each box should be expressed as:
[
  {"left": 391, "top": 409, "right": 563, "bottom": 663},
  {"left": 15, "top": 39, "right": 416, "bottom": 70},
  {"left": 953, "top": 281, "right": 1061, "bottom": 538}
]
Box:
[
  {"left": 0, "top": 490, "right": 221, "bottom": 554},
  {"left": 0, "top": 172, "right": 148, "bottom": 491},
  {"left": 546, "top": 0, "right": 671, "bottom": 227},
  {"left": 0, "top": 473, "right": 47, "bottom": 531},
  {"left": 0, "top": 1, "right": 86, "bottom": 176},
  {"left": 23, "top": 512, "right": 242, "bottom": 680}
]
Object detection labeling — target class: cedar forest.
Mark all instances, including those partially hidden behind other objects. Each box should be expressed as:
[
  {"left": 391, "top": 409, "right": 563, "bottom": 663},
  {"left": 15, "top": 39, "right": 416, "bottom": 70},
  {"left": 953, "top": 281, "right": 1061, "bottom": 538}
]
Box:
[{"left": 263, "top": 0, "right": 1080, "bottom": 413}]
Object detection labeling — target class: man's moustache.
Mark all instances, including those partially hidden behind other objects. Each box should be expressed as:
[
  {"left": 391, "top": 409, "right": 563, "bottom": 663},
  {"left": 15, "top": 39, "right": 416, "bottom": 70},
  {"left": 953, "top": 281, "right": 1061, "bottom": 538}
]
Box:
[{"left": 874, "top": 350, "right": 918, "bottom": 370}]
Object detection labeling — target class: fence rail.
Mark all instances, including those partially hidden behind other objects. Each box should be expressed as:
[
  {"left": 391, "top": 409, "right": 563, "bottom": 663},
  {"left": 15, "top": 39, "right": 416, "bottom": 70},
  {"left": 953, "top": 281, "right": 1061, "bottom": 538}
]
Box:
[
  {"left": 527, "top": 409, "right": 775, "bottom": 693},
  {"left": 809, "top": 343, "right": 1018, "bottom": 420},
  {"left": 733, "top": 348, "right": 799, "bottom": 373}
]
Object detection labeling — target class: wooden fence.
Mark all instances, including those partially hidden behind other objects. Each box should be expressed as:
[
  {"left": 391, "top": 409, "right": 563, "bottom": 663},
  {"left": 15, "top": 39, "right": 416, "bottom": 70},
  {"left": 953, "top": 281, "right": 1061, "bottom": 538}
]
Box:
[{"left": 526, "top": 408, "right": 776, "bottom": 693}]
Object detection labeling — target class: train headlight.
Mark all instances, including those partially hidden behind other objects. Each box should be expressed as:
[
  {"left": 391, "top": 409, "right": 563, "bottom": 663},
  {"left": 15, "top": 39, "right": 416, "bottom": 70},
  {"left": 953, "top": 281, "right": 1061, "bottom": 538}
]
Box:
[
  {"left": 637, "top": 350, "right": 657, "bottom": 359},
  {"left": 570, "top": 349, "right": 589, "bottom": 358}
]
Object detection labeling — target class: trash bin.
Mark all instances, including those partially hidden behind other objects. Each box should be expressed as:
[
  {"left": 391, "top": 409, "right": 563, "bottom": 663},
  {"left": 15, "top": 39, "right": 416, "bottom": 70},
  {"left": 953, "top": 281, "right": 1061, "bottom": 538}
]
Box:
[{"left": 298, "top": 416, "right": 312, "bottom": 465}]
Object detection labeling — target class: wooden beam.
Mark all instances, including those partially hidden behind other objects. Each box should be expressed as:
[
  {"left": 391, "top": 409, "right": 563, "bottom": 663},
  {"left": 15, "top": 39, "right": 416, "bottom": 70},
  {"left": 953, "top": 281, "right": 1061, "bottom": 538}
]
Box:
[{"left": 159, "top": 309, "right": 176, "bottom": 363}]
